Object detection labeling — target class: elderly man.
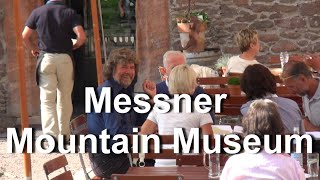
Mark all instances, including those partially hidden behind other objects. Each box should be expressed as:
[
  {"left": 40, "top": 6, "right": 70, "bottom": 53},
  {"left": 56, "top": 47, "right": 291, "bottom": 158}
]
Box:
[
  {"left": 87, "top": 48, "right": 144, "bottom": 178},
  {"left": 143, "top": 50, "right": 215, "bottom": 122},
  {"left": 143, "top": 50, "right": 206, "bottom": 98},
  {"left": 282, "top": 61, "right": 320, "bottom": 131}
]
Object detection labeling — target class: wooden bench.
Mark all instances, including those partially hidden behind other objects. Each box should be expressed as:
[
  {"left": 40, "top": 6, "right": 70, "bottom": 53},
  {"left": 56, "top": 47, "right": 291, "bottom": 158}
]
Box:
[
  {"left": 268, "top": 54, "right": 304, "bottom": 65},
  {"left": 219, "top": 95, "right": 303, "bottom": 114},
  {"left": 197, "top": 76, "right": 289, "bottom": 97}
]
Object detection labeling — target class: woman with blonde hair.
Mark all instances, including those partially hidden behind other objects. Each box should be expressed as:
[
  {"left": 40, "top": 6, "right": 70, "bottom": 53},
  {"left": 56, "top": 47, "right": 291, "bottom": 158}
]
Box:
[
  {"left": 225, "top": 28, "right": 260, "bottom": 75},
  {"left": 140, "top": 64, "right": 213, "bottom": 166}
]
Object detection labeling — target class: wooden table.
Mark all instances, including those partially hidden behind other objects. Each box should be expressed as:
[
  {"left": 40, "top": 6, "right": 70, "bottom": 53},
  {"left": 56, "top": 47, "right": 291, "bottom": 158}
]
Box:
[
  {"left": 127, "top": 166, "right": 320, "bottom": 180},
  {"left": 127, "top": 167, "right": 214, "bottom": 180}
]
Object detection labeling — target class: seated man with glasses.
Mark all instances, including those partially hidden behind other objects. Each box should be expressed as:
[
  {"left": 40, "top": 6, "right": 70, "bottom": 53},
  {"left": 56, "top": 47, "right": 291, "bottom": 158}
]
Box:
[{"left": 282, "top": 61, "right": 320, "bottom": 131}]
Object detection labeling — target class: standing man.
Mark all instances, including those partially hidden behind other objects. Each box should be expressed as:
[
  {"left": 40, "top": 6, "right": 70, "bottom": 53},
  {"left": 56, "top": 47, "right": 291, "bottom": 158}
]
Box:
[
  {"left": 282, "top": 61, "right": 320, "bottom": 131},
  {"left": 22, "top": 0, "right": 86, "bottom": 140},
  {"left": 87, "top": 48, "right": 143, "bottom": 178}
]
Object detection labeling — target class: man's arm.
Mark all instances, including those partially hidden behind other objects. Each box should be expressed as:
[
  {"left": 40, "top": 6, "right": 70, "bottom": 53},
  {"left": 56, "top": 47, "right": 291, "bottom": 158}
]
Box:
[
  {"left": 72, "top": 25, "right": 86, "bottom": 50},
  {"left": 118, "top": 0, "right": 125, "bottom": 17},
  {"left": 21, "top": 26, "right": 39, "bottom": 57},
  {"left": 304, "top": 118, "right": 320, "bottom": 131},
  {"left": 200, "top": 123, "right": 213, "bottom": 135},
  {"left": 140, "top": 120, "right": 157, "bottom": 135}
]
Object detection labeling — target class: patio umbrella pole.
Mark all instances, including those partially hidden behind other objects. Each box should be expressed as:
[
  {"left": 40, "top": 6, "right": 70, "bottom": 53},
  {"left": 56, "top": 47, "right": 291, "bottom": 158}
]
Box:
[
  {"left": 90, "top": 0, "right": 103, "bottom": 85},
  {"left": 97, "top": 0, "right": 108, "bottom": 64},
  {"left": 13, "top": 0, "right": 32, "bottom": 179}
]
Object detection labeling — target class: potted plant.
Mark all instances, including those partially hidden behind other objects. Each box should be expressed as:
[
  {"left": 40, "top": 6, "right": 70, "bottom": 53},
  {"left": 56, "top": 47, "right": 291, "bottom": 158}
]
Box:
[
  {"left": 227, "top": 77, "right": 241, "bottom": 96},
  {"left": 215, "top": 54, "right": 232, "bottom": 76},
  {"left": 176, "top": 0, "right": 209, "bottom": 52}
]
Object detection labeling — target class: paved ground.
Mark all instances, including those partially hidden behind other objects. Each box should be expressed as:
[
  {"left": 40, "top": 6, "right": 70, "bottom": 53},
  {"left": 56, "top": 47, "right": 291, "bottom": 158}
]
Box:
[{"left": 0, "top": 127, "right": 93, "bottom": 180}]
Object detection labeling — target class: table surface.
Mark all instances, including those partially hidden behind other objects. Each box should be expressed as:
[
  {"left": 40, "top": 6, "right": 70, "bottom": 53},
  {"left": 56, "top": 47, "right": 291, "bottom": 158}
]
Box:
[
  {"left": 127, "top": 166, "right": 213, "bottom": 180},
  {"left": 127, "top": 166, "right": 320, "bottom": 180}
]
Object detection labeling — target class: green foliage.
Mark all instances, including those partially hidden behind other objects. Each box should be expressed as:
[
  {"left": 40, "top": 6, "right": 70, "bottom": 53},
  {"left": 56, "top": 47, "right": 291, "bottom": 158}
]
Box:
[
  {"left": 101, "top": 0, "right": 120, "bottom": 26},
  {"left": 215, "top": 54, "right": 233, "bottom": 69},
  {"left": 176, "top": 11, "right": 209, "bottom": 23},
  {"left": 227, "top": 77, "right": 241, "bottom": 85},
  {"left": 190, "top": 11, "right": 209, "bottom": 22},
  {"left": 100, "top": 0, "right": 128, "bottom": 35}
]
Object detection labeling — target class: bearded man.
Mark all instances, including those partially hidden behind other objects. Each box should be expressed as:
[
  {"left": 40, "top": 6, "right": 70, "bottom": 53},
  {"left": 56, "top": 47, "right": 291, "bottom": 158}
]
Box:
[{"left": 87, "top": 48, "right": 143, "bottom": 178}]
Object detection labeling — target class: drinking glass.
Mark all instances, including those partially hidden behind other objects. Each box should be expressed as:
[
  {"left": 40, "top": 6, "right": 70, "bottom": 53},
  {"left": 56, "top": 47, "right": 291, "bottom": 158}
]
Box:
[
  {"left": 280, "top": 51, "right": 289, "bottom": 68},
  {"left": 307, "top": 153, "right": 319, "bottom": 177},
  {"left": 203, "top": 153, "right": 220, "bottom": 179}
]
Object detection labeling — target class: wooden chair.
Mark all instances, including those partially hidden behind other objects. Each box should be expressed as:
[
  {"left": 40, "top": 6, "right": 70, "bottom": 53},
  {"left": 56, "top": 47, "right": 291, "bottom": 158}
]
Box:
[
  {"left": 70, "top": 114, "right": 89, "bottom": 135},
  {"left": 175, "top": 134, "right": 216, "bottom": 167},
  {"left": 176, "top": 153, "right": 231, "bottom": 167},
  {"left": 197, "top": 76, "right": 230, "bottom": 86},
  {"left": 204, "top": 88, "right": 229, "bottom": 95},
  {"left": 222, "top": 96, "right": 247, "bottom": 105},
  {"left": 43, "top": 155, "right": 73, "bottom": 180},
  {"left": 127, "top": 134, "right": 216, "bottom": 167},
  {"left": 197, "top": 76, "right": 230, "bottom": 95},
  {"left": 111, "top": 174, "right": 184, "bottom": 180},
  {"left": 70, "top": 114, "right": 91, "bottom": 180},
  {"left": 128, "top": 134, "right": 176, "bottom": 165},
  {"left": 176, "top": 154, "right": 203, "bottom": 166},
  {"left": 217, "top": 96, "right": 247, "bottom": 117}
]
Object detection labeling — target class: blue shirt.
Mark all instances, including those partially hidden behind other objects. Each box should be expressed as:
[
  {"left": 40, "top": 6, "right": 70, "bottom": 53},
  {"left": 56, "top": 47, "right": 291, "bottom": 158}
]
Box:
[
  {"left": 241, "top": 96, "right": 305, "bottom": 134},
  {"left": 87, "top": 78, "right": 145, "bottom": 150}
]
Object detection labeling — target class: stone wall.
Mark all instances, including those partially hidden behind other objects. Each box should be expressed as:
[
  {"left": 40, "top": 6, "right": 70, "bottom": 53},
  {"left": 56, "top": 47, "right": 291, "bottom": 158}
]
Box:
[
  {"left": 169, "top": 0, "right": 320, "bottom": 64},
  {"left": 0, "top": 7, "right": 7, "bottom": 114},
  {"left": 0, "top": 0, "right": 42, "bottom": 129}
]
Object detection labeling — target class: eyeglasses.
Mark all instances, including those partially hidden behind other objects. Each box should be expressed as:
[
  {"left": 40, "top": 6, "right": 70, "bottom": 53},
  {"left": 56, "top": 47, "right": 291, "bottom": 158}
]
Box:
[{"left": 280, "top": 74, "right": 299, "bottom": 81}]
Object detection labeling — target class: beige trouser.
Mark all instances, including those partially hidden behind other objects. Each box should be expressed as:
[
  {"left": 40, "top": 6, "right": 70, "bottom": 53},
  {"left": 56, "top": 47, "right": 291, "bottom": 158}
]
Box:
[{"left": 39, "top": 53, "right": 73, "bottom": 140}]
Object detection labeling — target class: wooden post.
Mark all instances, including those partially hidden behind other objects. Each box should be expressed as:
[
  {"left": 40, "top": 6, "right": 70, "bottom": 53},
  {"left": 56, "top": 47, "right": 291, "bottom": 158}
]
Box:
[
  {"left": 12, "top": 0, "right": 32, "bottom": 179},
  {"left": 90, "top": 0, "right": 103, "bottom": 85}
]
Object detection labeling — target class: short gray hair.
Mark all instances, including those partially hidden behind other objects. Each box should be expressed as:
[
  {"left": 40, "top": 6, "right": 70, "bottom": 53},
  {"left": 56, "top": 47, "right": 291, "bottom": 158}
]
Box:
[
  {"left": 163, "top": 51, "right": 186, "bottom": 68},
  {"left": 282, "top": 61, "right": 313, "bottom": 79}
]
